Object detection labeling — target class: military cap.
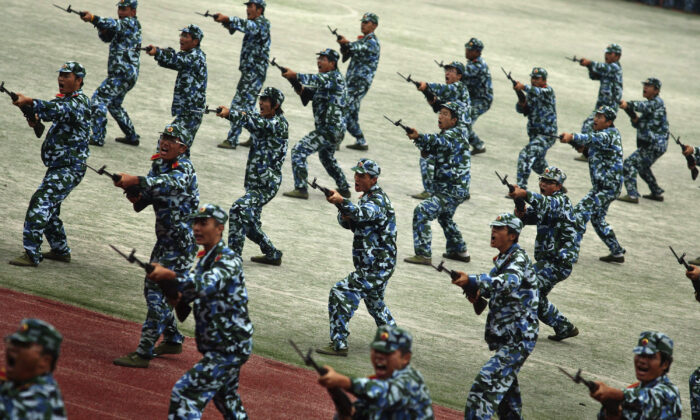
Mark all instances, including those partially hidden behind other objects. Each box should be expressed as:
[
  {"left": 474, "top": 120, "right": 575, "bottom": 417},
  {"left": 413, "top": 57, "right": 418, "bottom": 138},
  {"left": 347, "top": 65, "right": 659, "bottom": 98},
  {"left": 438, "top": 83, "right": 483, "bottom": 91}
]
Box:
[
  {"left": 595, "top": 105, "right": 617, "bottom": 121},
  {"left": 57, "top": 61, "right": 86, "bottom": 78},
  {"left": 116, "top": 0, "right": 137, "bottom": 7},
  {"left": 642, "top": 77, "right": 661, "bottom": 89},
  {"left": 351, "top": 158, "right": 381, "bottom": 177},
  {"left": 441, "top": 101, "right": 461, "bottom": 118},
  {"left": 316, "top": 48, "right": 340, "bottom": 62},
  {"left": 540, "top": 166, "right": 566, "bottom": 185},
  {"left": 258, "top": 86, "right": 285, "bottom": 106},
  {"left": 465, "top": 37, "right": 484, "bottom": 51},
  {"left": 490, "top": 213, "right": 523, "bottom": 233},
  {"left": 160, "top": 122, "right": 192, "bottom": 147},
  {"left": 244, "top": 0, "right": 266, "bottom": 7},
  {"left": 181, "top": 24, "right": 204, "bottom": 40},
  {"left": 361, "top": 12, "right": 378, "bottom": 24},
  {"left": 7, "top": 319, "right": 63, "bottom": 357},
  {"left": 189, "top": 203, "right": 228, "bottom": 224},
  {"left": 370, "top": 325, "right": 412, "bottom": 354},
  {"left": 633, "top": 331, "right": 673, "bottom": 357},
  {"left": 606, "top": 43, "right": 622, "bottom": 54},
  {"left": 445, "top": 61, "right": 465, "bottom": 75},
  {"left": 530, "top": 67, "right": 547, "bottom": 79}
]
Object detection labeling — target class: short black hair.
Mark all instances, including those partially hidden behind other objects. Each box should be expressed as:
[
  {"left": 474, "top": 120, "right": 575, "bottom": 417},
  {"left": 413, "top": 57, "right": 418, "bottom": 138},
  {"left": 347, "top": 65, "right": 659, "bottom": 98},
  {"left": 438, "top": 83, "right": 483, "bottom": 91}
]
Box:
[
  {"left": 261, "top": 96, "right": 283, "bottom": 115},
  {"left": 445, "top": 108, "right": 458, "bottom": 120},
  {"left": 507, "top": 227, "right": 520, "bottom": 243},
  {"left": 660, "top": 353, "right": 673, "bottom": 374}
]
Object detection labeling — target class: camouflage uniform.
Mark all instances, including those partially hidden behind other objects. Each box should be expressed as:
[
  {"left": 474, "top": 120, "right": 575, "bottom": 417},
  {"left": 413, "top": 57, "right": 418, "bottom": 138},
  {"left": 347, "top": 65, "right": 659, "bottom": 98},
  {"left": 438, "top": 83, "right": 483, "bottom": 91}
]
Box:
[
  {"left": 291, "top": 58, "right": 349, "bottom": 191},
  {"left": 169, "top": 235, "right": 254, "bottom": 420},
  {"left": 350, "top": 366, "right": 434, "bottom": 419},
  {"left": 463, "top": 234, "right": 539, "bottom": 419},
  {"left": 570, "top": 124, "right": 625, "bottom": 256},
  {"left": 623, "top": 92, "right": 668, "bottom": 198},
  {"left": 411, "top": 121, "right": 470, "bottom": 258},
  {"left": 464, "top": 55, "right": 492, "bottom": 150},
  {"left": 693, "top": 146, "right": 700, "bottom": 167},
  {"left": 0, "top": 374, "right": 66, "bottom": 420},
  {"left": 134, "top": 149, "right": 199, "bottom": 358},
  {"left": 344, "top": 31, "right": 380, "bottom": 146},
  {"left": 222, "top": 14, "right": 270, "bottom": 146},
  {"left": 516, "top": 75, "right": 557, "bottom": 189},
  {"left": 227, "top": 107, "right": 288, "bottom": 259},
  {"left": 580, "top": 59, "right": 623, "bottom": 133},
  {"left": 690, "top": 367, "right": 700, "bottom": 419},
  {"left": 88, "top": 13, "right": 141, "bottom": 145},
  {"left": 23, "top": 84, "right": 91, "bottom": 265}
]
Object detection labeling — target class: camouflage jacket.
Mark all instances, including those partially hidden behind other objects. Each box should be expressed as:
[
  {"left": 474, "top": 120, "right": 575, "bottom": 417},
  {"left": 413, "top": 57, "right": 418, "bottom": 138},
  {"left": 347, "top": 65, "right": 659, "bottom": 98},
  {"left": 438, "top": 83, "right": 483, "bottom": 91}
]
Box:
[
  {"left": 587, "top": 61, "right": 622, "bottom": 110},
  {"left": 694, "top": 146, "right": 700, "bottom": 166},
  {"left": 337, "top": 184, "right": 397, "bottom": 282},
  {"left": 228, "top": 111, "right": 288, "bottom": 191},
  {"left": 225, "top": 15, "right": 270, "bottom": 75},
  {"left": 350, "top": 365, "right": 435, "bottom": 420},
  {"left": 467, "top": 243, "right": 539, "bottom": 351},
  {"left": 179, "top": 239, "right": 254, "bottom": 355},
  {"left": 464, "top": 57, "right": 493, "bottom": 106},
  {"left": 298, "top": 69, "right": 347, "bottom": 138},
  {"left": 33, "top": 90, "right": 91, "bottom": 168},
  {"left": 92, "top": 15, "right": 141, "bottom": 80},
  {"left": 597, "top": 376, "right": 681, "bottom": 420},
  {"left": 426, "top": 81, "right": 472, "bottom": 127},
  {"left": 154, "top": 47, "right": 207, "bottom": 116},
  {"left": 523, "top": 190, "right": 580, "bottom": 265},
  {"left": 346, "top": 33, "right": 380, "bottom": 92},
  {"left": 413, "top": 126, "right": 471, "bottom": 199},
  {"left": 628, "top": 96, "right": 668, "bottom": 148},
  {"left": 0, "top": 373, "right": 66, "bottom": 420},
  {"left": 572, "top": 127, "right": 623, "bottom": 193},
  {"left": 518, "top": 84, "right": 557, "bottom": 137}
]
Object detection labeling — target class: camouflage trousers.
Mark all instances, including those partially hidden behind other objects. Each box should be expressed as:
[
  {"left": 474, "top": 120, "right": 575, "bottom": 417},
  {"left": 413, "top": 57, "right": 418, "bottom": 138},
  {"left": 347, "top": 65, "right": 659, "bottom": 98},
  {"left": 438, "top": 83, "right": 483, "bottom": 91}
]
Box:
[
  {"left": 291, "top": 130, "right": 349, "bottom": 191},
  {"left": 328, "top": 271, "right": 396, "bottom": 349},
  {"left": 172, "top": 113, "right": 203, "bottom": 157},
  {"left": 534, "top": 260, "right": 574, "bottom": 336},
  {"left": 228, "top": 187, "right": 281, "bottom": 259},
  {"left": 169, "top": 345, "right": 252, "bottom": 420},
  {"left": 574, "top": 188, "right": 625, "bottom": 256},
  {"left": 413, "top": 193, "right": 468, "bottom": 258},
  {"left": 465, "top": 342, "right": 533, "bottom": 420},
  {"left": 468, "top": 100, "right": 490, "bottom": 150},
  {"left": 623, "top": 144, "right": 667, "bottom": 197},
  {"left": 23, "top": 165, "right": 85, "bottom": 264},
  {"left": 419, "top": 154, "right": 435, "bottom": 194},
  {"left": 690, "top": 367, "right": 700, "bottom": 419},
  {"left": 345, "top": 80, "right": 371, "bottom": 145},
  {"left": 90, "top": 76, "right": 138, "bottom": 145},
  {"left": 516, "top": 134, "right": 555, "bottom": 189},
  {"left": 225, "top": 70, "right": 265, "bottom": 146}
]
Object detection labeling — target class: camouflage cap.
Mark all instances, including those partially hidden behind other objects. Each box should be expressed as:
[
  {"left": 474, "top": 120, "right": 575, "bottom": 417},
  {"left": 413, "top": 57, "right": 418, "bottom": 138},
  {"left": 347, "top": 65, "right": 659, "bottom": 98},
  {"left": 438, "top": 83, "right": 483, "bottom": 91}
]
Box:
[
  {"left": 57, "top": 61, "right": 86, "bottom": 78},
  {"left": 370, "top": 325, "right": 412, "bottom": 354},
  {"left": 530, "top": 67, "right": 547, "bottom": 79},
  {"left": 244, "top": 0, "right": 266, "bottom": 7},
  {"left": 181, "top": 24, "right": 204, "bottom": 41},
  {"left": 160, "top": 122, "right": 192, "bottom": 147},
  {"left": 258, "top": 86, "right": 285, "bottom": 106},
  {"left": 633, "top": 331, "right": 673, "bottom": 357},
  {"left": 445, "top": 61, "right": 465, "bottom": 75},
  {"left": 540, "top": 166, "right": 566, "bottom": 184},
  {"left": 351, "top": 158, "right": 381, "bottom": 177},
  {"left": 606, "top": 43, "right": 622, "bottom": 54},
  {"left": 316, "top": 48, "right": 340, "bottom": 62},
  {"left": 116, "top": 0, "right": 137, "bottom": 7},
  {"left": 465, "top": 37, "right": 484, "bottom": 51},
  {"left": 361, "top": 12, "right": 378, "bottom": 24},
  {"left": 441, "top": 101, "right": 461, "bottom": 119},
  {"left": 595, "top": 105, "right": 617, "bottom": 121},
  {"left": 642, "top": 77, "right": 661, "bottom": 89},
  {"left": 7, "top": 319, "right": 63, "bottom": 357},
  {"left": 189, "top": 203, "right": 228, "bottom": 224},
  {"left": 490, "top": 213, "right": 523, "bottom": 233}
]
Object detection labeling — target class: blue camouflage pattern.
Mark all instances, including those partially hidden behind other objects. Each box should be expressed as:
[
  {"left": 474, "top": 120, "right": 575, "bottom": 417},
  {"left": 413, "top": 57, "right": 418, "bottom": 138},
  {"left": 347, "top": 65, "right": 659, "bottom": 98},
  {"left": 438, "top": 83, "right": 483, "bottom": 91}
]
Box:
[
  {"left": 516, "top": 84, "right": 557, "bottom": 188},
  {"left": 464, "top": 56, "right": 492, "bottom": 150},
  {"left": 328, "top": 184, "right": 397, "bottom": 349},
  {"left": 596, "top": 375, "right": 681, "bottom": 420},
  {"left": 345, "top": 32, "right": 380, "bottom": 145},
  {"left": 0, "top": 374, "right": 66, "bottom": 420},
  {"left": 690, "top": 367, "right": 700, "bottom": 419},
  {"left": 581, "top": 60, "right": 623, "bottom": 133}
]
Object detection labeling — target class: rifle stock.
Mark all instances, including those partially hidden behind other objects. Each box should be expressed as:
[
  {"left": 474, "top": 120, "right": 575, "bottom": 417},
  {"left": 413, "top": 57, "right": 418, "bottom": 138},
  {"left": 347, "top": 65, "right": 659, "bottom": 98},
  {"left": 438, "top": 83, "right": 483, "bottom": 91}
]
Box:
[
  {"left": 396, "top": 72, "right": 442, "bottom": 112},
  {"left": 269, "top": 58, "right": 312, "bottom": 106},
  {"left": 500, "top": 67, "right": 529, "bottom": 114},
  {"left": 431, "top": 261, "right": 488, "bottom": 315},
  {"left": 1, "top": 81, "right": 46, "bottom": 138},
  {"left": 670, "top": 133, "right": 698, "bottom": 180},
  {"left": 495, "top": 171, "right": 526, "bottom": 212}
]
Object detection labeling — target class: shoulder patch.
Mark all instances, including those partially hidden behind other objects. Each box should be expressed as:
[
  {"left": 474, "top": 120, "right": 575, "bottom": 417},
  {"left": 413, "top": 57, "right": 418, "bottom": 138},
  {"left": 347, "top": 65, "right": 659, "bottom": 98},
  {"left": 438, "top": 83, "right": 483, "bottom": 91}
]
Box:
[{"left": 150, "top": 153, "right": 161, "bottom": 161}]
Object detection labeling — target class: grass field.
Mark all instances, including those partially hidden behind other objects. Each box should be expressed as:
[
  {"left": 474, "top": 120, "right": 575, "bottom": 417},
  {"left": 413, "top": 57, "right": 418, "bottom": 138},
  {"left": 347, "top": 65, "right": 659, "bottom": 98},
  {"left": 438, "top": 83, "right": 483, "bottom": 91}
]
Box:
[{"left": 1, "top": 0, "right": 699, "bottom": 417}]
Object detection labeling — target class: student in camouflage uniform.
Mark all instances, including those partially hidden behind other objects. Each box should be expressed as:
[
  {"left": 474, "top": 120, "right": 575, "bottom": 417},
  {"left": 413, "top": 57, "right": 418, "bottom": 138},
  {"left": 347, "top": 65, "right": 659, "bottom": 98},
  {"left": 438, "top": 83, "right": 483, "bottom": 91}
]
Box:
[
  {"left": 216, "top": 87, "right": 288, "bottom": 265},
  {"left": 80, "top": 0, "right": 142, "bottom": 146},
  {"left": 513, "top": 67, "right": 557, "bottom": 189},
  {"left": 403, "top": 102, "right": 471, "bottom": 265},
  {"left": 560, "top": 106, "right": 626, "bottom": 263},
  {"left": 411, "top": 61, "right": 471, "bottom": 200},
  {"left": 112, "top": 122, "right": 199, "bottom": 368},
  {"left": 590, "top": 331, "right": 681, "bottom": 419},
  {"left": 464, "top": 37, "right": 492, "bottom": 154},
  {"left": 451, "top": 213, "right": 538, "bottom": 420},
  {"left": 213, "top": 0, "right": 270, "bottom": 149},
  {"left": 509, "top": 167, "right": 581, "bottom": 341},
  {"left": 318, "top": 325, "right": 434, "bottom": 419},
  {"left": 281, "top": 49, "right": 351, "bottom": 199},
  {"left": 338, "top": 12, "right": 380, "bottom": 151},
  {"left": 149, "top": 204, "right": 253, "bottom": 420},
  {"left": 316, "top": 159, "right": 397, "bottom": 356},
  {"left": 146, "top": 25, "right": 207, "bottom": 150},
  {"left": 9, "top": 62, "right": 91, "bottom": 267},
  {"left": 0, "top": 319, "right": 66, "bottom": 420},
  {"left": 577, "top": 44, "right": 623, "bottom": 134},
  {"left": 618, "top": 77, "right": 669, "bottom": 203}
]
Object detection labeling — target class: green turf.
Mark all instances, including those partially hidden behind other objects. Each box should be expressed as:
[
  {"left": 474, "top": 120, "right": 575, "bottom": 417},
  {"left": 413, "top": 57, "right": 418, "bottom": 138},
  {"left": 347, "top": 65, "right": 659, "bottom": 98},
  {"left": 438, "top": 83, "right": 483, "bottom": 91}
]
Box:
[{"left": 1, "top": 0, "right": 699, "bottom": 417}]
